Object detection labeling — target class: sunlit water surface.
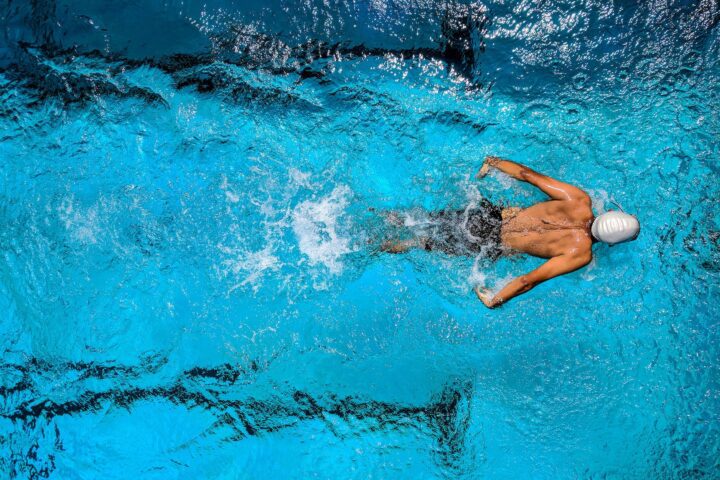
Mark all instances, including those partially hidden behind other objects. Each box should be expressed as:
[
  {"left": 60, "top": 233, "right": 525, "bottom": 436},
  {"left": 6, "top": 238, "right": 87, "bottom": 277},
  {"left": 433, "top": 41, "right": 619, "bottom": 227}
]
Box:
[{"left": 1, "top": 1, "right": 719, "bottom": 478}]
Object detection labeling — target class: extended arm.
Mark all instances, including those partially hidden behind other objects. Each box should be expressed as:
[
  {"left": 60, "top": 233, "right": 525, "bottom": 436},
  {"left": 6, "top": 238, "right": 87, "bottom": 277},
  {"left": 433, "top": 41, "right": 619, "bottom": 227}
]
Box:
[
  {"left": 475, "top": 253, "right": 591, "bottom": 308},
  {"left": 477, "top": 156, "right": 590, "bottom": 202}
]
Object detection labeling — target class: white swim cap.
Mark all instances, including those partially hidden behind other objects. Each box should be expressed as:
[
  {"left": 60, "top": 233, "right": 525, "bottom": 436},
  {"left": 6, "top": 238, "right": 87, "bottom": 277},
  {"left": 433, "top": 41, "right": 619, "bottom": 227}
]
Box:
[{"left": 591, "top": 211, "right": 640, "bottom": 244}]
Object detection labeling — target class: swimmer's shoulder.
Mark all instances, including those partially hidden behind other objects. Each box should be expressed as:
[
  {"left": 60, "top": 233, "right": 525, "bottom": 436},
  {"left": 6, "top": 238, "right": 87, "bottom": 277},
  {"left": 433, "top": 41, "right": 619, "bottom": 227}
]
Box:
[
  {"left": 560, "top": 197, "right": 594, "bottom": 222},
  {"left": 566, "top": 233, "right": 593, "bottom": 263}
]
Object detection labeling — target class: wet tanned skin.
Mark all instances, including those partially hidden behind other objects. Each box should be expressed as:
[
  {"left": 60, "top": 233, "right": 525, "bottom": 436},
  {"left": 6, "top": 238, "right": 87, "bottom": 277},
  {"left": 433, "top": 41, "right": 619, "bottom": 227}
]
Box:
[{"left": 473, "top": 156, "right": 594, "bottom": 309}]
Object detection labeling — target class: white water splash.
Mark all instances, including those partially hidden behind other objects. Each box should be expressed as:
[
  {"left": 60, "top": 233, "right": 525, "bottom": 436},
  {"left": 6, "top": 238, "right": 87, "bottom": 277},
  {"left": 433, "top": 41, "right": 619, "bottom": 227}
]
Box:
[
  {"left": 469, "top": 256, "right": 489, "bottom": 288},
  {"left": 469, "top": 255, "right": 515, "bottom": 295},
  {"left": 220, "top": 174, "right": 240, "bottom": 203},
  {"left": 219, "top": 244, "right": 280, "bottom": 294},
  {"left": 400, "top": 210, "right": 432, "bottom": 228},
  {"left": 58, "top": 196, "right": 100, "bottom": 244},
  {"left": 292, "top": 185, "right": 354, "bottom": 274},
  {"left": 587, "top": 188, "right": 611, "bottom": 214}
]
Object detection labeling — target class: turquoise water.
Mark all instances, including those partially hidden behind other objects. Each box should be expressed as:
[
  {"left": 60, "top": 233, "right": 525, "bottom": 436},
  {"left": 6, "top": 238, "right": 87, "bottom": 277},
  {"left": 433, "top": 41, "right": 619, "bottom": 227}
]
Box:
[{"left": 1, "top": 1, "right": 719, "bottom": 478}]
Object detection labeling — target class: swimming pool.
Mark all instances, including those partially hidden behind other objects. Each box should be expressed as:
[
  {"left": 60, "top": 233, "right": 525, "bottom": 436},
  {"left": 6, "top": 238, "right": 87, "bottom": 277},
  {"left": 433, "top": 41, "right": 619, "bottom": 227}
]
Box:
[{"left": 1, "top": 1, "right": 718, "bottom": 478}]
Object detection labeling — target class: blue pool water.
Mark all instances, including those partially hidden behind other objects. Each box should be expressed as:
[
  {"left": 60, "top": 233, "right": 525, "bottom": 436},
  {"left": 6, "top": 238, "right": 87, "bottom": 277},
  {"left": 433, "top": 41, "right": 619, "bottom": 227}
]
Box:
[{"left": 1, "top": 1, "right": 719, "bottom": 478}]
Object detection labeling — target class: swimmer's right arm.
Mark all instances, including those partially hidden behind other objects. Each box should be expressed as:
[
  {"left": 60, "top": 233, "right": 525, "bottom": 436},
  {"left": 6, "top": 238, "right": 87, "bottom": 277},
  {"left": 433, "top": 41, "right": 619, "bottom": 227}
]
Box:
[
  {"left": 475, "top": 252, "right": 591, "bottom": 308},
  {"left": 477, "top": 156, "right": 590, "bottom": 202}
]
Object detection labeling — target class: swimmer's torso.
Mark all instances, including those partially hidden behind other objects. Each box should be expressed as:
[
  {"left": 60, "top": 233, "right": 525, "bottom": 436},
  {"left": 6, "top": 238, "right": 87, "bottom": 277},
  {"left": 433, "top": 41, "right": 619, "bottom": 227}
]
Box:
[{"left": 501, "top": 200, "right": 594, "bottom": 258}]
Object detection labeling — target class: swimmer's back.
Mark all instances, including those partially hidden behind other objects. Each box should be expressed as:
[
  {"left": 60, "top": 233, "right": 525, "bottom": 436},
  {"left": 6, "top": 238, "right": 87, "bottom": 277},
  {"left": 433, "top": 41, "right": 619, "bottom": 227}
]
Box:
[{"left": 501, "top": 199, "right": 594, "bottom": 259}]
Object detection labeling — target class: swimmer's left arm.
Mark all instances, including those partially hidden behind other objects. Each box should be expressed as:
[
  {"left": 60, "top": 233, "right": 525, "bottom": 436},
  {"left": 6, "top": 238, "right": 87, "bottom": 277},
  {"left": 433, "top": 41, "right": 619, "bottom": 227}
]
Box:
[
  {"left": 476, "top": 156, "right": 590, "bottom": 202},
  {"left": 475, "top": 253, "right": 591, "bottom": 308}
]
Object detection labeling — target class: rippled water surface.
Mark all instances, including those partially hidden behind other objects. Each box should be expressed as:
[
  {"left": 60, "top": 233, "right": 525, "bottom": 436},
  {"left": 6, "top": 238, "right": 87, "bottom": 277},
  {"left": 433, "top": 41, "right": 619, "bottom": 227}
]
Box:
[{"left": 1, "top": 1, "right": 719, "bottom": 478}]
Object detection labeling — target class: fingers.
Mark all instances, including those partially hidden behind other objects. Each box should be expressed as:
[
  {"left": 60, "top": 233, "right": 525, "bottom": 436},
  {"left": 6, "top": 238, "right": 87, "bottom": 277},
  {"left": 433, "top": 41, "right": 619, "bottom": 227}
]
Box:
[
  {"left": 473, "top": 286, "right": 482, "bottom": 301},
  {"left": 474, "top": 285, "right": 496, "bottom": 308},
  {"left": 477, "top": 156, "right": 501, "bottom": 178},
  {"left": 476, "top": 162, "right": 490, "bottom": 179}
]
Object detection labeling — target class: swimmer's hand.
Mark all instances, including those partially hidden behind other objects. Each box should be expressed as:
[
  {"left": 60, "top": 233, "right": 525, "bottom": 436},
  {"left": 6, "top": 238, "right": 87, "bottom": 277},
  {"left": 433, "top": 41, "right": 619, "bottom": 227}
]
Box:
[
  {"left": 474, "top": 285, "right": 498, "bottom": 309},
  {"left": 476, "top": 156, "right": 502, "bottom": 179}
]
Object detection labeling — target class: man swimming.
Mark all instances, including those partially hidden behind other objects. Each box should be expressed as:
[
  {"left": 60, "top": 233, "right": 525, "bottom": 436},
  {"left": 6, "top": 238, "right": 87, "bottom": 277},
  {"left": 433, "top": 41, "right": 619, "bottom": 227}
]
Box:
[{"left": 381, "top": 156, "right": 640, "bottom": 308}]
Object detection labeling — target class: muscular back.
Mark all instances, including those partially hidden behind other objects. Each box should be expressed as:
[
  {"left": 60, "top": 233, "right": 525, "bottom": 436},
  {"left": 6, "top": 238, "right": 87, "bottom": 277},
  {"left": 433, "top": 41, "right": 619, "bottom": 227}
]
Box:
[
  {"left": 473, "top": 156, "right": 597, "bottom": 308},
  {"left": 501, "top": 199, "right": 594, "bottom": 259}
]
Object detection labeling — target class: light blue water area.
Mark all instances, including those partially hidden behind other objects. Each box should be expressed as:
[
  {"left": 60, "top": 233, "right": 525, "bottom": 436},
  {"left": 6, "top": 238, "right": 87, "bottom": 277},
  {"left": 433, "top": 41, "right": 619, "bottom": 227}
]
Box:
[{"left": 1, "top": 1, "right": 719, "bottom": 479}]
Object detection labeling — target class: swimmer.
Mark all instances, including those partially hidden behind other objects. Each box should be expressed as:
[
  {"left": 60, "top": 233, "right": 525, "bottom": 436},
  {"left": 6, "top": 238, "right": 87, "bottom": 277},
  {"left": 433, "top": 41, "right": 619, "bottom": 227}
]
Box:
[{"left": 380, "top": 156, "right": 640, "bottom": 308}]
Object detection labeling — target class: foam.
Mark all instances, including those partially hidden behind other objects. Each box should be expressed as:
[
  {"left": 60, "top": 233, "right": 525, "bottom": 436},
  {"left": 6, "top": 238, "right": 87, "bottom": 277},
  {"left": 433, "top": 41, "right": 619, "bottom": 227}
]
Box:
[
  {"left": 220, "top": 174, "right": 240, "bottom": 203},
  {"left": 470, "top": 255, "right": 514, "bottom": 295},
  {"left": 291, "top": 185, "right": 355, "bottom": 274},
  {"left": 468, "top": 255, "right": 490, "bottom": 287},
  {"left": 220, "top": 244, "right": 280, "bottom": 294},
  {"left": 288, "top": 168, "right": 319, "bottom": 190},
  {"left": 401, "top": 210, "right": 431, "bottom": 228},
  {"left": 587, "top": 188, "right": 611, "bottom": 214},
  {"left": 58, "top": 196, "right": 100, "bottom": 244}
]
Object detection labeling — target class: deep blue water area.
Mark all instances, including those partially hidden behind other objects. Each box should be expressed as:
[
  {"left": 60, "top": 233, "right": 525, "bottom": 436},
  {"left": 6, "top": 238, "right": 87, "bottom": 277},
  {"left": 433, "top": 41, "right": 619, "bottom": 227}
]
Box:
[{"left": 1, "top": 1, "right": 719, "bottom": 478}]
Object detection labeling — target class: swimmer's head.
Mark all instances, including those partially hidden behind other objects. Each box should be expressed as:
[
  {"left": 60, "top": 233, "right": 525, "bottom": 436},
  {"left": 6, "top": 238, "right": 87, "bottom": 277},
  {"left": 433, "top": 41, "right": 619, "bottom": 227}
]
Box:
[{"left": 591, "top": 211, "right": 640, "bottom": 245}]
